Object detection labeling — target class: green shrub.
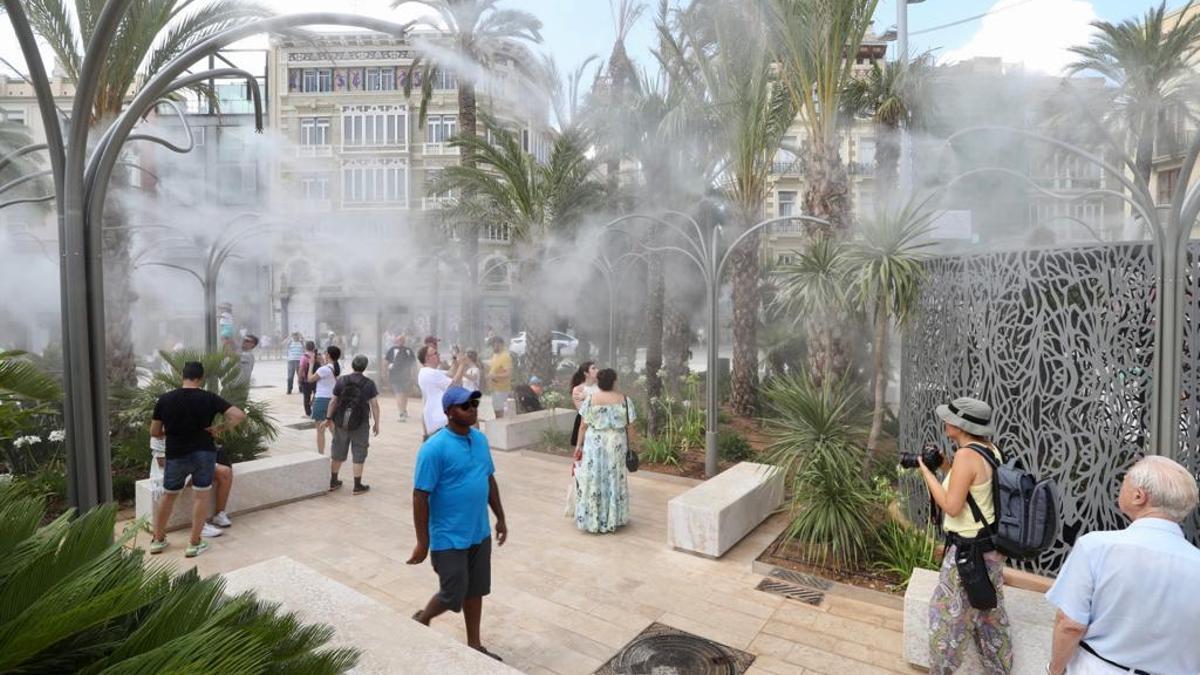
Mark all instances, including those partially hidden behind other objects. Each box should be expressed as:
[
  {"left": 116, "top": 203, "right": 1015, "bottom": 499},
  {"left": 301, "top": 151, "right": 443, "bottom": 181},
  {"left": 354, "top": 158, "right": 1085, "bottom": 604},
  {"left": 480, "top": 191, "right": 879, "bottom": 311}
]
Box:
[
  {"left": 718, "top": 430, "right": 753, "bottom": 462},
  {"left": 0, "top": 482, "right": 359, "bottom": 673},
  {"left": 872, "top": 519, "right": 940, "bottom": 588},
  {"left": 641, "top": 437, "right": 681, "bottom": 466},
  {"left": 763, "top": 373, "right": 877, "bottom": 568}
]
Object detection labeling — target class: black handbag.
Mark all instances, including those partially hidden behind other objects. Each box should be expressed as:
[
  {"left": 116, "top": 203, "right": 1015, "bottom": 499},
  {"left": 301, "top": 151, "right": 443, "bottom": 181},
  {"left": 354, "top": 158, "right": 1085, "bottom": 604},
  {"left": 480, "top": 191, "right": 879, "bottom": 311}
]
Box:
[{"left": 624, "top": 396, "right": 639, "bottom": 472}]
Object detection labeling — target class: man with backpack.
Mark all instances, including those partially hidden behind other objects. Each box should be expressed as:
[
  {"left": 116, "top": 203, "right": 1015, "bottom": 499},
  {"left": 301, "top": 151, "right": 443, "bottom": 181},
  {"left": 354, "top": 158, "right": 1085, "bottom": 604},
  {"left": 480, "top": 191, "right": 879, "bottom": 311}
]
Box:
[{"left": 323, "top": 355, "right": 381, "bottom": 494}]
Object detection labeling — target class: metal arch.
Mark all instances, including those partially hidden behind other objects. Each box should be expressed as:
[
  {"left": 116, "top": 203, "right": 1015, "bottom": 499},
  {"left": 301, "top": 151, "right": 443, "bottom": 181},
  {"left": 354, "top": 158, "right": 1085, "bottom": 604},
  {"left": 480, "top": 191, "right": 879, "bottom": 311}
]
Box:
[
  {"left": 0, "top": 194, "right": 55, "bottom": 210},
  {"left": 0, "top": 169, "right": 53, "bottom": 197},
  {"left": 0, "top": 143, "right": 51, "bottom": 176},
  {"left": 717, "top": 214, "right": 833, "bottom": 280}
]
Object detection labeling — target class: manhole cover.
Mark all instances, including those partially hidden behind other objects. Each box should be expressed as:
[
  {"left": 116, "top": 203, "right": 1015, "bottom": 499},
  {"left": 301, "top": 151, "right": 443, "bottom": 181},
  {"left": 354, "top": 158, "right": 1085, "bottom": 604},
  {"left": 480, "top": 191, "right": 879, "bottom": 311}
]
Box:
[
  {"left": 285, "top": 421, "right": 316, "bottom": 430},
  {"left": 595, "top": 622, "right": 755, "bottom": 675}
]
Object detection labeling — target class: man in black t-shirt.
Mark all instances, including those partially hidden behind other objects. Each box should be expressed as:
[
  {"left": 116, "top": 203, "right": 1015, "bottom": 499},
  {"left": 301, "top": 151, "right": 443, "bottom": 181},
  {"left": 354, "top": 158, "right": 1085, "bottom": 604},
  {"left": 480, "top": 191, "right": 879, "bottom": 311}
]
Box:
[
  {"left": 385, "top": 334, "right": 415, "bottom": 422},
  {"left": 149, "top": 361, "right": 246, "bottom": 558},
  {"left": 324, "top": 355, "right": 380, "bottom": 494}
]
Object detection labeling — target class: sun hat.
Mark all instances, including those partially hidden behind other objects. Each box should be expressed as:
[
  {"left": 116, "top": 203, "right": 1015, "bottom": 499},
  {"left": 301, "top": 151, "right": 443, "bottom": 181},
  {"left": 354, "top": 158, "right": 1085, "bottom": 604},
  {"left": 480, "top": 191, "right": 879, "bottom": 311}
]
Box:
[
  {"left": 935, "top": 397, "right": 995, "bottom": 437},
  {"left": 442, "top": 385, "right": 482, "bottom": 412}
]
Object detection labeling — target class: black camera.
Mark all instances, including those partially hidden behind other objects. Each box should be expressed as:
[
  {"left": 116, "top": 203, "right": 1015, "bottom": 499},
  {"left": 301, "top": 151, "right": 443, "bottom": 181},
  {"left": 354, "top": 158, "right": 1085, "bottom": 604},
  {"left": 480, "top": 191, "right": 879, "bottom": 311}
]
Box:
[{"left": 899, "top": 443, "right": 944, "bottom": 470}]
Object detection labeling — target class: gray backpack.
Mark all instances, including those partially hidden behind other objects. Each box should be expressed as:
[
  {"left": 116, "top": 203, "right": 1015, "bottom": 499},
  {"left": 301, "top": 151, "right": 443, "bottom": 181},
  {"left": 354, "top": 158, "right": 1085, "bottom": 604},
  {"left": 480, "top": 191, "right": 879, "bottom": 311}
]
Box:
[{"left": 965, "top": 443, "right": 1060, "bottom": 559}]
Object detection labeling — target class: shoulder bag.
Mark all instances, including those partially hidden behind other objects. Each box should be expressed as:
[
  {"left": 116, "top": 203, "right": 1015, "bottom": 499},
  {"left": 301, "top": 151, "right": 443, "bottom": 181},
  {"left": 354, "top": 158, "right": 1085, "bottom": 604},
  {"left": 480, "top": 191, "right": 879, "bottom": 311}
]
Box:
[{"left": 624, "top": 396, "right": 639, "bottom": 472}]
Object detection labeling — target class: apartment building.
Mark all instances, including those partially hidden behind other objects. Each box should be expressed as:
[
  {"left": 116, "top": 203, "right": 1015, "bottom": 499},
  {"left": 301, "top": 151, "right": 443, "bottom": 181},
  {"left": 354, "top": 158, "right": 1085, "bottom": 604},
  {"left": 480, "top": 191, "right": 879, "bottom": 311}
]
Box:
[{"left": 267, "top": 31, "right": 551, "bottom": 342}]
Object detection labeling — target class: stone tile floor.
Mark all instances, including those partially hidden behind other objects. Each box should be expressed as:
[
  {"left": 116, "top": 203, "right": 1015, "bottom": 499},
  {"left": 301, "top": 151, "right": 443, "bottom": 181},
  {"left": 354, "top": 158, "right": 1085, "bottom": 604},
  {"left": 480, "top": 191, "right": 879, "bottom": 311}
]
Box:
[{"left": 130, "top": 360, "right": 917, "bottom": 674}]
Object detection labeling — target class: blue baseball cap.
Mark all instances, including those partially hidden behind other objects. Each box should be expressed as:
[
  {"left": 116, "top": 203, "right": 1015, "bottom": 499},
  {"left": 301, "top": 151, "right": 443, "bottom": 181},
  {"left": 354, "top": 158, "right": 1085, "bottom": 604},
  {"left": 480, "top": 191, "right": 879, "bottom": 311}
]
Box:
[{"left": 442, "top": 385, "right": 482, "bottom": 411}]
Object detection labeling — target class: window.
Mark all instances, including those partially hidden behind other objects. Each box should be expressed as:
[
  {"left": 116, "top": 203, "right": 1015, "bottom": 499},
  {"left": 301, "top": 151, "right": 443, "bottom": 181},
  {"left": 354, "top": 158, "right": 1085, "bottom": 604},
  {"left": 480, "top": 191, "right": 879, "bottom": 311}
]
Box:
[
  {"left": 426, "top": 115, "right": 458, "bottom": 143},
  {"left": 342, "top": 105, "right": 408, "bottom": 147},
  {"left": 366, "top": 67, "right": 396, "bottom": 91},
  {"left": 1, "top": 109, "right": 25, "bottom": 125},
  {"left": 434, "top": 69, "right": 457, "bottom": 90},
  {"left": 300, "top": 117, "right": 330, "bottom": 146},
  {"left": 521, "top": 128, "right": 530, "bottom": 153},
  {"left": 342, "top": 164, "right": 408, "bottom": 205},
  {"left": 778, "top": 191, "right": 797, "bottom": 217},
  {"left": 857, "top": 137, "right": 876, "bottom": 167},
  {"left": 777, "top": 253, "right": 797, "bottom": 266},
  {"left": 300, "top": 174, "right": 330, "bottom": 201},
  {"left": 1159, "top": 168, "right": 1181, "bottom": 204},
  {"left": 299, "top": 68, "right": 333, "bottom": 93}
]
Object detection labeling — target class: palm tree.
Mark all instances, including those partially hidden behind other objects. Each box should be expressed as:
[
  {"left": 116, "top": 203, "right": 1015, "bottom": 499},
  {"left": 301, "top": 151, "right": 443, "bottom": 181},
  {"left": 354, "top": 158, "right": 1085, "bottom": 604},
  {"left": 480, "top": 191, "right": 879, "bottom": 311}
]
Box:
[
  {"left": 765, "top": 0, "right": 880, "bottom": 235},
  {"left": 841, "top": 55, "right": 932, "bottom": 204},
  {"left": 845, "top": 197, "right": 935, "bottom": 464},
  {"left": 392, "top": 0, "right": 543, "bottom": 349},
  {"left": 23, "top": 0, "right": 271, "bottom": 388},
  {"left": 1067, "top": 0, "right": 1200, "bottom": 186},
  {"left": 773, "top": 235, "right": 853, "bottom": 383},
  {"left": 433, "top": 117, "right": 604, "bottom": 381},
  {"left": 0, "top": 350, "right": 60, "bottom": 402},
  {"left": 665, "top": 0, "right": 796, "bottom": 416}
]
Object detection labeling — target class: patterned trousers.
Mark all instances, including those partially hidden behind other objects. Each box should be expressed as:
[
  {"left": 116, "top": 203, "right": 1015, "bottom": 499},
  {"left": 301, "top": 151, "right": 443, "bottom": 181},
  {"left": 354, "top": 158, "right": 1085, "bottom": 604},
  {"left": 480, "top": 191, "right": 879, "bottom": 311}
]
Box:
[{"left": 928, "top": 544, "right": 1014, "bottom": 674}]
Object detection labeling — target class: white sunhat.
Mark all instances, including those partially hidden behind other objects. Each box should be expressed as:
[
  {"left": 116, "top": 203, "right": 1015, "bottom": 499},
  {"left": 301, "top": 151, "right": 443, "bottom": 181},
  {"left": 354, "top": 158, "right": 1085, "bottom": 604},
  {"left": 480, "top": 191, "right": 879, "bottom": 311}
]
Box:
[{"left": 935, "top": 396, "right": 995, "bottom": 437}]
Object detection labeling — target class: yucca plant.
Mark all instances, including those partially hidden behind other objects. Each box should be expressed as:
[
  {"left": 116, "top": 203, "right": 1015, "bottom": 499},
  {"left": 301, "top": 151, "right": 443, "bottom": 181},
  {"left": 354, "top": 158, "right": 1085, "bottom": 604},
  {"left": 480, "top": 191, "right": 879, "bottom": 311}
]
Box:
[
  {"left": 0, "top": 482, "right": 358, "bottom": 673},
  {"left": 116, "top": 350, "right": 277, "bottom": 464},
  {"left": 872, "top": 518, "right": 940, "bottom": 589},
  {"left": 763, "top": 373, "right": 876, "bottom": 568}
]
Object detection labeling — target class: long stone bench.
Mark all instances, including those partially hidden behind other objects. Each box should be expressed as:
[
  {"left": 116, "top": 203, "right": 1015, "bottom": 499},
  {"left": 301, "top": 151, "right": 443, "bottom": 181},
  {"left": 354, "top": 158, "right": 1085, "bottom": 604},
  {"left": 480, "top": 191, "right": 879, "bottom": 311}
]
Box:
[
  {"left": 667, "top": 461, "right": 784, "bottom": 558},
  {"left": 904, "top": 567, "right": 1055, "bottom": 674},
  {"left": 481, "top": 407, "right": 575, "bottom": 451},
  {"left": 223, "top": 556, "right": 519, "bottom": 674},
  {"left": 135, "top": 452, "right": 329, "bottom": 531}
]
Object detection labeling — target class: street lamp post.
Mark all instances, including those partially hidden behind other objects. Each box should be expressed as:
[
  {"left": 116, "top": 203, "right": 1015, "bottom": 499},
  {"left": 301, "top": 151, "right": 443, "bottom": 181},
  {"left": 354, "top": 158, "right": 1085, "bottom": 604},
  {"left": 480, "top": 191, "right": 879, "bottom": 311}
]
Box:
[
  {"left": 3, "top": 0, "right": 413, "bottom": 509},
  {"left": 607, "top": 211, "right": 833, "bottom": 477}
]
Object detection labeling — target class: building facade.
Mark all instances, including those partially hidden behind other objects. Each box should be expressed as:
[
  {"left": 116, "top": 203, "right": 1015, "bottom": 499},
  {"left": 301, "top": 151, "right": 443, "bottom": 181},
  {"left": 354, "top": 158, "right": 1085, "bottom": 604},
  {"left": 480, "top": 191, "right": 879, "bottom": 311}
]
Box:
[{"left": 268, "top": 31, "right": 550, "bottom": 346}]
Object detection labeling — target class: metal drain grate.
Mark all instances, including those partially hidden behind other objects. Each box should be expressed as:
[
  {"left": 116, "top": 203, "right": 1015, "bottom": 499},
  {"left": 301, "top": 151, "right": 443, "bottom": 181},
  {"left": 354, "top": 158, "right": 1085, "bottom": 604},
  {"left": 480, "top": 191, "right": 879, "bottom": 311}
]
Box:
[
  {"left": 755, "top": 577, "right": 825, "bottom": 605},
  {"left": 284, "top": 421, "right": 316, "bottom": 430},
  {"left": 767, "top": 568, "right": 833, "bottom": 591},
  {"left": 595, "top": 622, "right": 755, "bottom": 675}
]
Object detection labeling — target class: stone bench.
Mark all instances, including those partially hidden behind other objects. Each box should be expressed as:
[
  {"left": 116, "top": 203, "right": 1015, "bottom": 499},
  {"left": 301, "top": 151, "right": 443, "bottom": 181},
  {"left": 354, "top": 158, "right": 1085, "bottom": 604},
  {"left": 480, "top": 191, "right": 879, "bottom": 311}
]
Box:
[
  {"left": 223, "top": 556, "right": 519, "bottom": 674},
  {"left": 135, "top": 452, "right": 329, "bottom": 531},
  {"left": 481, "top": 408, "right": 575, "bottom": 451},
  {"left": 904, "top": 567, "right": 1055, "bottom": 674},
  {"left": 667, "top": 461, "right": 784, "bottom": 558}
]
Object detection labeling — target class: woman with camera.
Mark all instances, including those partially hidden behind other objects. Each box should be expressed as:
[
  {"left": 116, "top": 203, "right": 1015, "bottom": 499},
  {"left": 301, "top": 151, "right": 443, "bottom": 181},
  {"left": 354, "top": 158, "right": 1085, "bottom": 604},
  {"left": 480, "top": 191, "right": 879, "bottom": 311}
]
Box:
[{"left": 916, "top": 397, "right": 1012, "bottom": 675}]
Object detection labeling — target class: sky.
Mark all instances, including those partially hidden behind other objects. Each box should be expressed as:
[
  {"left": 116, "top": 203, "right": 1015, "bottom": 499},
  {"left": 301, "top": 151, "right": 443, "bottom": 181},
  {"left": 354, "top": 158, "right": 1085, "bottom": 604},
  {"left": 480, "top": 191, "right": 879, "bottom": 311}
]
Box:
[{"left": 0, "top": 0, "right": 1163, "bottom": 83}]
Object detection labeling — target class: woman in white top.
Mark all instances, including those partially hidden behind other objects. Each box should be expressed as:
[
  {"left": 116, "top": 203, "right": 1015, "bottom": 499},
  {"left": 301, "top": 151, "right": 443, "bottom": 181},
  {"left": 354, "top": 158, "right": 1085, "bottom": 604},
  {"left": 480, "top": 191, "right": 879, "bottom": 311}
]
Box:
[
  {"left": 569, "top": 361, "right": 598, "bottom": 448},
  {"left": 462, "top": 349, "right": 483, "bottom": 392},
  {"left": 307, "top": 345, "right": 342, "bottom": 455}
]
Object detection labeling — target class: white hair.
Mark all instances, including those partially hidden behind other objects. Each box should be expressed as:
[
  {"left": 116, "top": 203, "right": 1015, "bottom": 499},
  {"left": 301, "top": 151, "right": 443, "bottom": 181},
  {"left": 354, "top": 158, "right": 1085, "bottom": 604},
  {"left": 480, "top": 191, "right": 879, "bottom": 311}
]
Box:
[{"left": 1127, "top": 456, "right": 1200, "bottom": 522}]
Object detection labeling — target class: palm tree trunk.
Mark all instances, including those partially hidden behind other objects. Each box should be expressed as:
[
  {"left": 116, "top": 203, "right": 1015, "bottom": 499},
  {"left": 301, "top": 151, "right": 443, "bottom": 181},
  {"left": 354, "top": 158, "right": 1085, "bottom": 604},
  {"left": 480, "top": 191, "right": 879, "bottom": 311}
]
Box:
[
  {"left": 864, "top": 294, "right": 889, "bottom": 476},
  {"left": 876, "top": 122, "right": 900, "bottom": 206},
  {"left": 458, "top": 82, "right": 480, "bottom": 348},
  {"left": 103, "top": 193, "right": 137, "bottom": 389},
  {"left": 803, "top": 141, "right": 853, "bottom": 385},
  {"left": 1137, "top": 113, "right": 1155, "bottom": 190},
  {"left": 664, "top": 289, "right": 690, "bottom": 398},
  {"left": 729, "top": 226, "right": 761, "bottom": 417},
  {"left": 519, "top": 261, "right": 554, "bottom": 383},
  {"left": 644, "top": 247, "right": 665, "bottom": 437}
]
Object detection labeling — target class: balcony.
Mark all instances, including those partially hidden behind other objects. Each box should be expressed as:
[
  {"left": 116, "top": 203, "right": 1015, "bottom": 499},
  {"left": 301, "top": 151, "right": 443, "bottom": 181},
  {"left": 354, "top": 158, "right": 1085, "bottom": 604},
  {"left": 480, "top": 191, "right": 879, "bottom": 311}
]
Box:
[
  {"left": 1154, "top": 130, "right": 1197, "bottom": 161},
  {"left": 770, "top": 160, "right": 801, "bottom": 175},
  {"left": 341, "top": 142, "right": 408, "bottom": 155},
  {"left": 423, "top": 142, "right": 461, "bottom": 156},
  {"left": 848, "top": 161, "right": 875, "bottom": 177},
  {"left": 481, "top": 223, "right": 511, "bottom": 243},
  {"left": 295, "top": 145, "right": 333, "bottom": 158}
]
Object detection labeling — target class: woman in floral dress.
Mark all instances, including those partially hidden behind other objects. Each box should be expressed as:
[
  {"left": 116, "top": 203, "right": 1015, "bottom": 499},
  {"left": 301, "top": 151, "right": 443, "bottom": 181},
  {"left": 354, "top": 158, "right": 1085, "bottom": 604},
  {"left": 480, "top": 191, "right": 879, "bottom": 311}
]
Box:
[{"left": 572, "top": 368, "right": 634, "bottom": 533}]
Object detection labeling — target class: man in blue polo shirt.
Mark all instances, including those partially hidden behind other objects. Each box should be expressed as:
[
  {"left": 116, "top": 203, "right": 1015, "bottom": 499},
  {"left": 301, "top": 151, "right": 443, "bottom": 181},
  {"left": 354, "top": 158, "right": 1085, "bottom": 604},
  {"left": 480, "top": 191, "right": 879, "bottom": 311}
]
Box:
[{"left": 408, "top": 385, "right": 508, "bottom": 661}]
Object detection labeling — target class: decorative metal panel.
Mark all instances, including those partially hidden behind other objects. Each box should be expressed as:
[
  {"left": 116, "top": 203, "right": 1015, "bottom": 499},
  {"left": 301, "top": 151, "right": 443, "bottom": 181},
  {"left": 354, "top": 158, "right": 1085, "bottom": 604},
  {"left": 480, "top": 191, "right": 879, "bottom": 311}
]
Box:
[{"left": 900, "top": 243, "right": 1159, "bottom": 574}]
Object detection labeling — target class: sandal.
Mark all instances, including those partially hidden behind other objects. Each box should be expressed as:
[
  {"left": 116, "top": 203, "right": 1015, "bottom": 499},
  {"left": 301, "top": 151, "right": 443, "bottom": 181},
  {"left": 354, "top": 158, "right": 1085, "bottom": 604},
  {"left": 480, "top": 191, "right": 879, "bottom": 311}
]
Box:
[
  {"left": 411, "top": 610, "right": 424, "bottom": 623},
  {"left": 473, "top": 646, "right": 503, "bottom": 662}
]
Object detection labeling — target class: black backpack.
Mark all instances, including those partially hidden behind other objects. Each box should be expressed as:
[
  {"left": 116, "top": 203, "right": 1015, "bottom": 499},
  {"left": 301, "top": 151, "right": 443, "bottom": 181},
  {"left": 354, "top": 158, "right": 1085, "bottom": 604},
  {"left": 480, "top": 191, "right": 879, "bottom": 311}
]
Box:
[
  {"left": 335, "top": 376, "right": 371, "bottom": 431},
  {"left": 965, "top": 443, "right": 1060, "bottom": 559}
]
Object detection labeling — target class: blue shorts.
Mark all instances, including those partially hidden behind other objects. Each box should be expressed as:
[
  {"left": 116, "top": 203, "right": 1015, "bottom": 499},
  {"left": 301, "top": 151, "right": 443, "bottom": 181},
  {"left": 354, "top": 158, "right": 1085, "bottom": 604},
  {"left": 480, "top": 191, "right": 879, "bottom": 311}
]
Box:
[
  {"left": 312, "top": 397, "right": 331, "bottom": 421},
  {"left": 163, "top": 450, "right": 217, "bottom": 493}
]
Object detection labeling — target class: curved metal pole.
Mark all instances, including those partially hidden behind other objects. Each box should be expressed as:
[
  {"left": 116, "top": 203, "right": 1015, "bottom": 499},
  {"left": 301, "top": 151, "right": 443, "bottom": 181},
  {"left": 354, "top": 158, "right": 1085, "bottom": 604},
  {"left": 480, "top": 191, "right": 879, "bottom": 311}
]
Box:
[
  {"left": 138, "top": 260, "right": 205, "bottom": 285},
  {"left": 603, "top": 213, "right": 708, "bottom": 267},
  {"left": 0, "top": 169, "right": 52, "bottom": 196},
  {"left": 0, "top": 194, "right": 55, "bottom": 210},
  {"left": 717, "top": 214, "right": 832, "bottom": 279},
  {"left": 0, "top": 143, "right": 50, "bottom": 176}
]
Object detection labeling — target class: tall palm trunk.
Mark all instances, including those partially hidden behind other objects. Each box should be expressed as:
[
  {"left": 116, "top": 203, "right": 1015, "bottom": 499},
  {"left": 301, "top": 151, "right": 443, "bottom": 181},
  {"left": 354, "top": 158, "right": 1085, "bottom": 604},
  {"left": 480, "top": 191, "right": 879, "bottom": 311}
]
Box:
[
  {"left": 458, "top": 81, "right": 480, "bottom": 348},
  {"left": 803, "top": 141, "right": 853, "bottom": 386},
  {"left": 875, "top": 121, "right": 900, "bottom": 205},
  {"left": 864, "top": 295, "right": 888, "bottom": 475},
  {"left": 1137, "top": 113, "right": 1155, "bottom": 190},
  {"left": 644, "top": 244, "right": 665, "bottom": 437},
  {"left": 520, "top": 260, "right": 554, "bottom": 382},
  {"left": 663, "top": 289, "right": 690, "bottom": 398},
  {"left": 103, "top": 201, "right": 137, "bottom": 390},
  {"left": 729, "top": 225, "right": 761, "bottom": 417}
]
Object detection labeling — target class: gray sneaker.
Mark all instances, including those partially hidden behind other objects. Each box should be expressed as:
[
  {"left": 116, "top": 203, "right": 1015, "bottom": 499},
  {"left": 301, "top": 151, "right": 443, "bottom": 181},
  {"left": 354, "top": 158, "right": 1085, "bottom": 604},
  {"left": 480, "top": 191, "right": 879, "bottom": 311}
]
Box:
[{"left": 149, "top": 538, "right": 168, "bottom": 554}]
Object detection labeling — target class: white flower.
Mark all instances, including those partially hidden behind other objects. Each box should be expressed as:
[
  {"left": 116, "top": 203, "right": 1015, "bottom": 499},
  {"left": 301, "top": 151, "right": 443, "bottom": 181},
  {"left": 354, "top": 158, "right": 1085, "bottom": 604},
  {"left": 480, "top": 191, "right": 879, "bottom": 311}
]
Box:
[
  {"left": 48, "top": 430, "right": 66, "bottom": 443},
  {"left": 682, "top": 400, "right": 692, "bottom": 409},
  {"left": 13, "top": 435, "right": 41, "bottom": 448},
  {"left": 0, "top": 473, "right": 12, "bottom": 484}
]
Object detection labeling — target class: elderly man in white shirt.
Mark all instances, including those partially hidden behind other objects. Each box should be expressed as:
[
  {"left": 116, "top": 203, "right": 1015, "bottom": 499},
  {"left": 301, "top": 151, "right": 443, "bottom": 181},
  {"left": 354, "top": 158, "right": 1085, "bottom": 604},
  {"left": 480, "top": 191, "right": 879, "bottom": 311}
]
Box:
[{"left": 1045, "top": 456, "right": 1200, "bottom": 675}]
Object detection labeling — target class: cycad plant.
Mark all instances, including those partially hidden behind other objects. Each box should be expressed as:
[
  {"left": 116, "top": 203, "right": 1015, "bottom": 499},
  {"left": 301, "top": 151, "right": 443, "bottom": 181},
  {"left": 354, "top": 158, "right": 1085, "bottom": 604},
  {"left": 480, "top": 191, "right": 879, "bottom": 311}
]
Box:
[
  {"left": 773, "top": 235, "right": 854, "bottom": 382},
  {"left": 845, "top": 197, "right": 935, "bottom": 463},
  {"left": 763, "top": 373, "right": 875, "bottom": 568},
  {"left": 0, "top": 482, "right": 358, "bottom": 673},
  {"left": 117, "top": 350, "right": 277, "bottom": 464},
  {"left": 0, "top": 351, "right": 63, "bottom": 478}
]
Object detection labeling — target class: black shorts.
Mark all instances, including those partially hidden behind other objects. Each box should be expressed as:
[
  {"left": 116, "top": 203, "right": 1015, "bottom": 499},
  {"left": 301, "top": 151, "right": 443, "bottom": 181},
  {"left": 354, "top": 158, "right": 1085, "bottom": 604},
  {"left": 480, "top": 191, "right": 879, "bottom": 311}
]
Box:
[
  {"left": 430, "top": 537, "right": 492, "bottom": 612},
  {"left": 216, "top": 448, "right": 232, "bottom": 467}
]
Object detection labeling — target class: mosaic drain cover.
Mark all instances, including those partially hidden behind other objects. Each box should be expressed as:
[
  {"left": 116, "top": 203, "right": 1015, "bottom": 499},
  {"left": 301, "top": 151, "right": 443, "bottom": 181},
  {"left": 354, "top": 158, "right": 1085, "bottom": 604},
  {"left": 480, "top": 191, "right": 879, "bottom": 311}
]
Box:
[{"left": 595, "top": 622, "right": 755, "bottom": 675}]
